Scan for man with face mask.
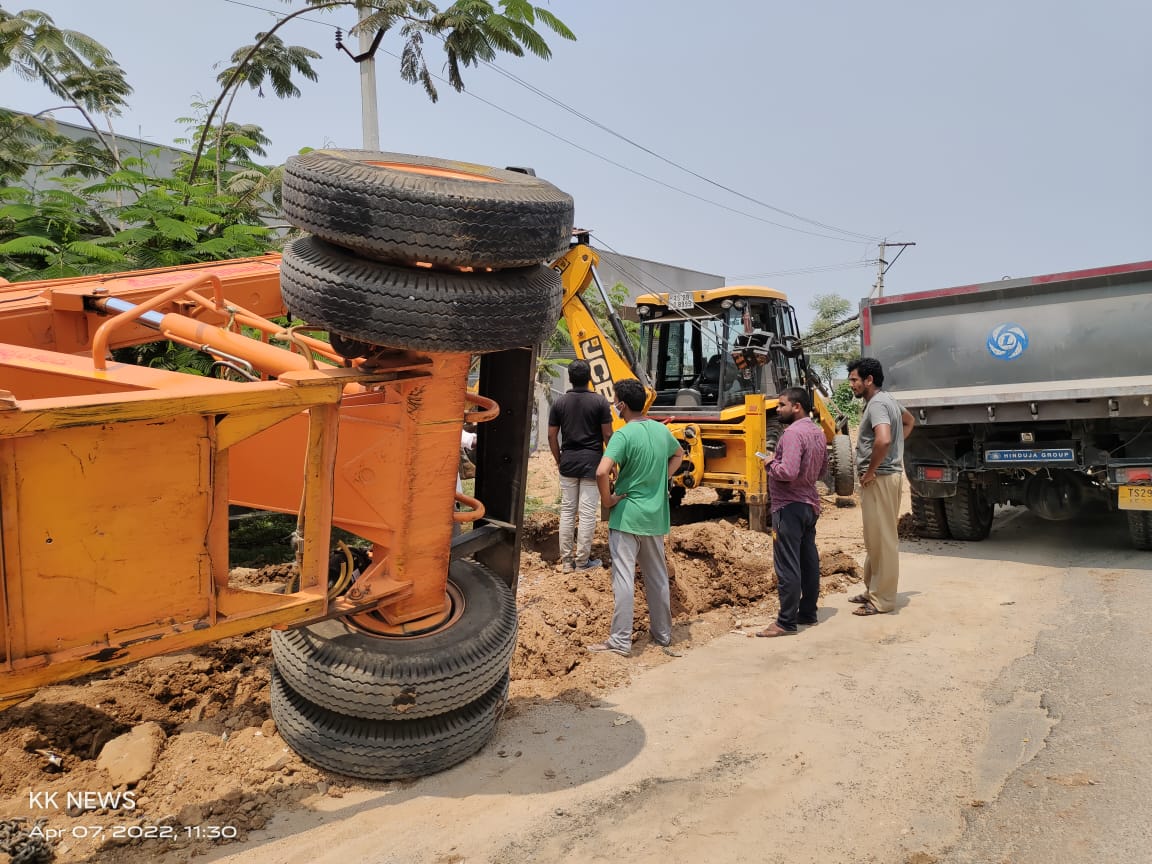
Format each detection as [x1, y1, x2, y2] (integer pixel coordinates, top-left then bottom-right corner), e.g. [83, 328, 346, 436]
[755, 387, 829, 637]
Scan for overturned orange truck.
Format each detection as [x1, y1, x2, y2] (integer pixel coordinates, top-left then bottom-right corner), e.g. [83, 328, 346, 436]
[0, 152, 573, 780]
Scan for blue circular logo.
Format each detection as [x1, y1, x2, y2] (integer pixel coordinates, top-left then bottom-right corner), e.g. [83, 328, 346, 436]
[987, 323, 1028, 360]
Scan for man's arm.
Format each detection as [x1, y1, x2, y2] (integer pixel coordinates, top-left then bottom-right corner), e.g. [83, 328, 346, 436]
[596, 456, 621, 507]
[667, 449, 684, 478]
[901, 407, 915, 440]
[766, 433, 800, 482]
[601, 422, 614, 448]
[548, 426, 562, 466]
[861, 423, 892, 486]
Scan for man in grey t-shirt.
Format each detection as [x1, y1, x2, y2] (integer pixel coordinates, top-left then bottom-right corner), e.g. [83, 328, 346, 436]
[848, 357, 914, 615]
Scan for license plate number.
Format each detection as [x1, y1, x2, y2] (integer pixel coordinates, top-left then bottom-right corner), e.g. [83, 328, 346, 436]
[1118, 485, 1152, 511]
[667, 292, 695, 310]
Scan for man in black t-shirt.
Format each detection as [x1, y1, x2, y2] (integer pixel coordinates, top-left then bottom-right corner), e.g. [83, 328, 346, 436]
[548, 360, 614, 572]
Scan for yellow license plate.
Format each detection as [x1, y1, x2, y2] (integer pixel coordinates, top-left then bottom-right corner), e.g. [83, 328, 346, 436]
[1118, 485, 1152, 510]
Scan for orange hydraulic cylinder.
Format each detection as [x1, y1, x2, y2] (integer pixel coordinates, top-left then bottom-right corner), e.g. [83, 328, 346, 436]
[159, 312, 313, 378]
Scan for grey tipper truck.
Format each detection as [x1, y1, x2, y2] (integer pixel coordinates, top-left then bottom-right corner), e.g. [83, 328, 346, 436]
[860, 260, 1152, 549]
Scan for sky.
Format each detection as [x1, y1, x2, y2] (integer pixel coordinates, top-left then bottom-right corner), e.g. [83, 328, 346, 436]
[3, 0, 1150, 327]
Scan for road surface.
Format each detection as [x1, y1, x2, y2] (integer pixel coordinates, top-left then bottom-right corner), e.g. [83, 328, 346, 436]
[197, 505, 1151, 864]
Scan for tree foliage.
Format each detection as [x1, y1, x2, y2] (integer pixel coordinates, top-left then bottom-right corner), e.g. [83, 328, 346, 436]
[803, 293, 859, 386]
[0, 109, 280, 280]
[0, 7, 132, 165]
[186, 1, 575, 186]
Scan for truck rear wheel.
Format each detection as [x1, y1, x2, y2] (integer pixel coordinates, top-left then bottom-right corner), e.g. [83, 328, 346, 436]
[943, 479, 994, 541]
[271, 560, 516, 721]
[831, 433, 855, 497]
[280, 236, 562, 353]
[282, 150, 573, 268]
[270, 669, 508, 781]
[911, 493, 950, 539]
[1127, 511, 1152, 550]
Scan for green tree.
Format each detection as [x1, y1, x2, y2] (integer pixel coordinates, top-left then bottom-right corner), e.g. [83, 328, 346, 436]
[803, 293, 859, 387]
[0, 7, 131, 168]
[187, 0, 576, 186]
[1, 2, 575, 280]
[213, 34, 320, 193]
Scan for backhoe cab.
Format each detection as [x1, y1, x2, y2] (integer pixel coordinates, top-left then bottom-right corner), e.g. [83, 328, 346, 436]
[556, 243, 855, 531]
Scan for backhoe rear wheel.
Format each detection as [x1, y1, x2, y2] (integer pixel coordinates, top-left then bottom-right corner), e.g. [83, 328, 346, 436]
[831, 433, 855, 497]
[280, 237, 562, 353]
[271, 559, 516, 721]
[271, 669, 508, 781]
[282, 150, 574, 268]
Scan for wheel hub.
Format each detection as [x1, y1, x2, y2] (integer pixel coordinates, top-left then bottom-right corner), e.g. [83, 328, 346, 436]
[345, 581, 464, 637]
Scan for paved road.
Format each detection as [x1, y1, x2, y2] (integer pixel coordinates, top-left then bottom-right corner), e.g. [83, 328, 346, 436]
[203, 505, 1151, 864]
[940, 507, 1152, 863]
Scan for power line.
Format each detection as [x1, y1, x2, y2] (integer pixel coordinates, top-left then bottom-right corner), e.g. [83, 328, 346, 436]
[220, 0, 340, 29]
[215, 0, 881, 245]
[728, 259, 879, 281]
[479, 58, 882, 243]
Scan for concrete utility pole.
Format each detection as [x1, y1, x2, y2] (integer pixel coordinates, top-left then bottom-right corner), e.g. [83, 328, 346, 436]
[873, 241, 916, 297]
[357, 5, 380, 150]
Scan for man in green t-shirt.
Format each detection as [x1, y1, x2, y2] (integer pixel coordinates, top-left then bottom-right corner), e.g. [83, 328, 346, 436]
[588, 378, 684, 657]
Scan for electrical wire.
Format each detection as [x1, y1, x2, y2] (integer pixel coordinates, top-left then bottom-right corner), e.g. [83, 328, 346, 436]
[220, 0, 340, 28]
[215, 0, 881, 245]
[728, 259, 878, 281]
[479, 57, 881, 243]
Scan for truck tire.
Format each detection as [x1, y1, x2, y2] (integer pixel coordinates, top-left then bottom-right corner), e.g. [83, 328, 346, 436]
[270, 669, 508, 781]
[1127, 511, 1152, 551]
[831, 433, 855, 497]
[280, 237, 562, 353]
[943, 479, 994, 541]
[271, 560, 516, 721]
[911, 493, 950, 539]
[282, 150, 574, 268]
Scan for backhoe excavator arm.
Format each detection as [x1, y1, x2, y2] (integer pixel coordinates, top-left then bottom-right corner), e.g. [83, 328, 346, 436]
[553, 244, 654, 408]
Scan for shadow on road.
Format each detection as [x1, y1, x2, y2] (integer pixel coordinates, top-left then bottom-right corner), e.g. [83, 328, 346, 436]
[168, 694, 646, 864]
[902, 505, 1152, 572]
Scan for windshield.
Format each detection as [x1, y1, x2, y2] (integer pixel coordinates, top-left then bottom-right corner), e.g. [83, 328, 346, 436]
[640, 298, 804, 411]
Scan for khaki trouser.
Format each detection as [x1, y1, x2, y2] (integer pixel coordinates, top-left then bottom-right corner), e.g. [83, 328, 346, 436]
[861, 472, 903, 612]
[559, 475, 601, 567]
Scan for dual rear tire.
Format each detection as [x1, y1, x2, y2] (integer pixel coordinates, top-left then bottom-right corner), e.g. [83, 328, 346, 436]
[278, 150, 572, 355]
[269, 151, 572, 780]
[271, 562, 516, 781]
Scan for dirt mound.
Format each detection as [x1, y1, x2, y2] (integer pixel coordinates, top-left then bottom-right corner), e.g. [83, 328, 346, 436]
[229, 562, 298, 589]
[511, 511, 863, 699]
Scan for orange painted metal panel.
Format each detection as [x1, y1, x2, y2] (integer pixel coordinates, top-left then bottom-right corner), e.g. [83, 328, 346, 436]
[6, 416, 215, 656]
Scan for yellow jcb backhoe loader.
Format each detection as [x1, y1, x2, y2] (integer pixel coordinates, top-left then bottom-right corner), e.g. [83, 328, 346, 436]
[555, 241, 855, 531]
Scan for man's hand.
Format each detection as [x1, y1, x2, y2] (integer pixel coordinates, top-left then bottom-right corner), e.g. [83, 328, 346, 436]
[860, 468, 877, 487]
[605, 492, 625, 508]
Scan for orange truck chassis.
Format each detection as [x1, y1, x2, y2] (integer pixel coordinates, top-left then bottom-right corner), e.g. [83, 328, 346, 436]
[0, 255, 532, 709]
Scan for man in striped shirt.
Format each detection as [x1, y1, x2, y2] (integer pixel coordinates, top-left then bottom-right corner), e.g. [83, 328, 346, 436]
[756, 387, 829, 637]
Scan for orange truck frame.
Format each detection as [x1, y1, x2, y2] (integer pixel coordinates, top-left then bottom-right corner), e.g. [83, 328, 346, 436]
[0, 255, 535, 709]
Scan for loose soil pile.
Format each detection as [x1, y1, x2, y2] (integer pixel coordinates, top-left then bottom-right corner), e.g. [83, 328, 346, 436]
[0, 454, 866, 864]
